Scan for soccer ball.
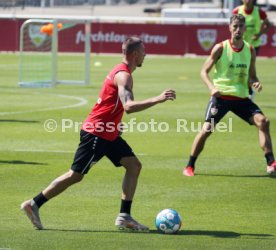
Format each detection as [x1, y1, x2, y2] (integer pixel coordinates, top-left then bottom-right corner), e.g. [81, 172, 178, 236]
[155, 208, 182, 234]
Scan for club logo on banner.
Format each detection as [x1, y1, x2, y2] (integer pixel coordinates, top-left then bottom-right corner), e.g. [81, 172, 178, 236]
[28, 24, 47, 47]
[197, 29, 217, 51]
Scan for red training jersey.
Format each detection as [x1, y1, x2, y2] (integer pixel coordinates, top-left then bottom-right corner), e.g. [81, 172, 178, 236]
[82, 63, 130, 141]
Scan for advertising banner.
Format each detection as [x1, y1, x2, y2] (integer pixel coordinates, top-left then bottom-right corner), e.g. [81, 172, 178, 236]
[0, 19, 275, 57]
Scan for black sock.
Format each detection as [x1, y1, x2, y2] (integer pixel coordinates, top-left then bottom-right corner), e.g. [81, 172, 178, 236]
[120, 199, 132, 215]
[265, 152, 275, 165]
[33, 192, 48, 208]
[187, 155, 197, 168]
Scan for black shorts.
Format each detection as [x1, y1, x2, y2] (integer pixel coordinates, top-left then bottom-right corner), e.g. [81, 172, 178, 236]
[205, 96, 263, 125]
[71, 130, 135, 175]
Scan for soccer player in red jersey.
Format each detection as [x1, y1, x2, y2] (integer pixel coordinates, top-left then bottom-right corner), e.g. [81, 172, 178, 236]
[21, 37, 176, 231]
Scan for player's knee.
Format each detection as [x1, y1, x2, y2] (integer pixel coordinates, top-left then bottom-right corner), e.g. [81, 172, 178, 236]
[259, 117, 270, 130]
[202, 130, 213, 137]
[201, 123, 214, 137]
[122, 156, 142, 170]
[69, 170, 84, 184]
[133, 161, 142, 175]
[137, 161, 142, 171]
[129, 160, 142, 176]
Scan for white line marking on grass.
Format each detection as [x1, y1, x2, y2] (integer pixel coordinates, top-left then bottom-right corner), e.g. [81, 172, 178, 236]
[0, 93, 88, 116]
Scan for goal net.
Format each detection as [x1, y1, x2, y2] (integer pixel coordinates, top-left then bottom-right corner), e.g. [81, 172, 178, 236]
[19, 19, 91, 87]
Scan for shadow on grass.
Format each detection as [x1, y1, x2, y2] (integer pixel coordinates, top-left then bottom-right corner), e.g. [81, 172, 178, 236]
[173, 230, 274, 239]
[0, 160, 47, 165]
[44, 228, 149, 234]
[44, 228, 274, 239]
[196, 173, 275, 178]
[0, 119, 39, 123]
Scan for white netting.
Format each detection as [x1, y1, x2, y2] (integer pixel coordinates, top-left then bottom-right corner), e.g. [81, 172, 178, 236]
[19, 19, 90, 87]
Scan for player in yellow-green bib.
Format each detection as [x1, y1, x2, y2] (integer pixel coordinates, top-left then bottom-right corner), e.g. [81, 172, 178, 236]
[183, 14, 276, 177]
[233, 0, 270, 54]
[213, 39, 252, 98]
[233, 0, 270, 99]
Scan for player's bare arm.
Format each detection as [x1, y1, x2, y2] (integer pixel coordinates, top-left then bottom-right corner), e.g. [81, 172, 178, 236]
[200, 43, 222, 97]
[249, 47, 262, 92]
[253, 18, 271, 41]
[115, 71, 176, 114]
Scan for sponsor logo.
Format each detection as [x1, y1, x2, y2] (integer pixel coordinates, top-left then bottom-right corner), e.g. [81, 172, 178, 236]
[211, 107, 218, 115]
[28, 24, 47, 47]
[197, 29, 217, 51]
[75, 31, 168, 45]
[229, 63, 235, 69]
[97, 98, 102, 104]
[236, 64, 247, 68]
[229, 63, 247, 69]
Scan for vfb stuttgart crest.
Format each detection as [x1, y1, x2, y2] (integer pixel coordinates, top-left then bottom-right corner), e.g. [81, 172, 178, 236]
[28, 24, 47, 47]
[197, 29, 217, 51]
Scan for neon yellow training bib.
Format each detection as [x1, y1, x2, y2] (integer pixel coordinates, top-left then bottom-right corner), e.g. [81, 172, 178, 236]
[238, 6, 261, 48]
[213, 40, 251, 98]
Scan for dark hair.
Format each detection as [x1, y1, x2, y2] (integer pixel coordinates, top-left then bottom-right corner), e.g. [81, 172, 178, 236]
[230, 14, 245, 25]
[122, 37, 143, 55]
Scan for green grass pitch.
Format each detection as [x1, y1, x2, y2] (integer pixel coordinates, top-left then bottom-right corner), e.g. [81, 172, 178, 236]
[0, 53, 275, 250]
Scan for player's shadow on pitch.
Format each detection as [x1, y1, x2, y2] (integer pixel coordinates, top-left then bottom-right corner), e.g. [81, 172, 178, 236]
[0, 160, 47, 165]
[45, 228, 273, 239]
[0, 119, 39, 123]
[150, 230, 274, 239]
[196, 173, 275, 178]
[45, 228, 149, 234]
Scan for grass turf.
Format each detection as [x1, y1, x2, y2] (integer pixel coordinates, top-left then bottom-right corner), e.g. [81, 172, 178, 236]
[0, 54, 275, 250]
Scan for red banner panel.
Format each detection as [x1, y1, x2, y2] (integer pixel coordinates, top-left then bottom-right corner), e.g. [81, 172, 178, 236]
[0, 19, 275, 57]
[0, 19, 21, 51]
[58, 23, 186, 55]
